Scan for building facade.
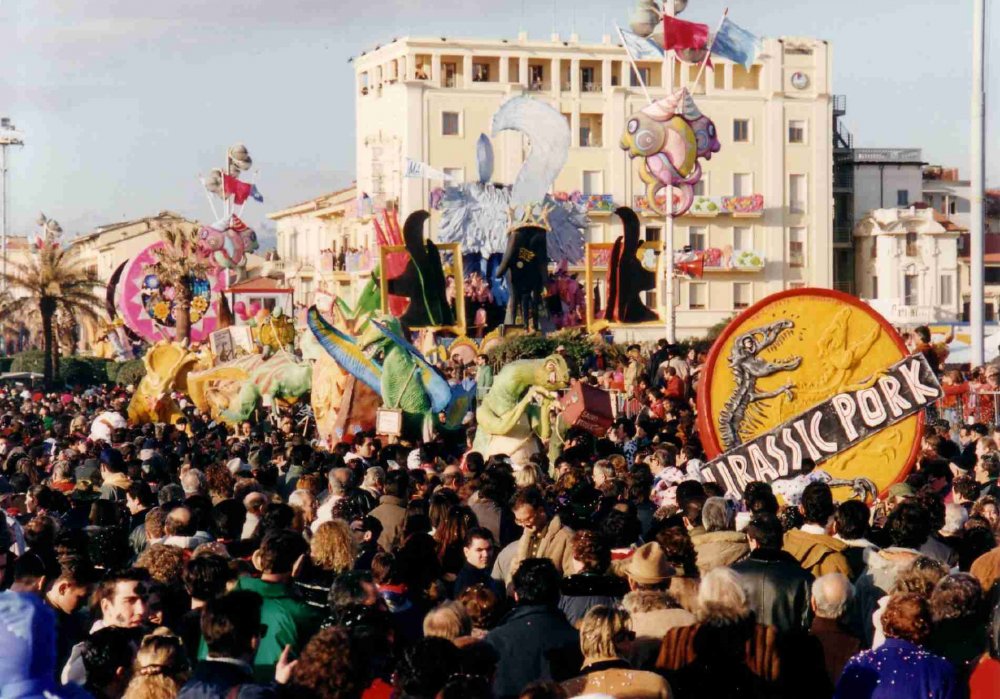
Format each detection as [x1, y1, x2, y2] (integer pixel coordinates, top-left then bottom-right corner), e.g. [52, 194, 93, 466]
[267, 184, 375, 312]
[854, 207, 961, 325]
[353, 32, 834, 338]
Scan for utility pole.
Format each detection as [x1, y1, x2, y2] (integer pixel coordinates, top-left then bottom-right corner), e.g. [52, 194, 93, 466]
[0, 117, 25, 292]
[663, 0, 677, 343]
[970, 0, 986, 365]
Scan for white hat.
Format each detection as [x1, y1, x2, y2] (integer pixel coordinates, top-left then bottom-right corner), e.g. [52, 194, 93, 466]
[406, 449, 422, 470]
[226, 457, 251, 475]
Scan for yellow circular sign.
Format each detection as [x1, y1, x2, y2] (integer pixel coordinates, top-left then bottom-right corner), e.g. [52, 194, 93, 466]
[697, 288, 923, 500]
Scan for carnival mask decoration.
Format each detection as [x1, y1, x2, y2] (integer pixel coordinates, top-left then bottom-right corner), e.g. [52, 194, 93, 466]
[620, 87, 720, 216]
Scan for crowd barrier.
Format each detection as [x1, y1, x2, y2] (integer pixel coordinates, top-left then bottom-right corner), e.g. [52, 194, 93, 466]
[937, 390, 1000, 426]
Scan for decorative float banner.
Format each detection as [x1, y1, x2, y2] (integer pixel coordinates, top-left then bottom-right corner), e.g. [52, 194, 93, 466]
[118, 241, 226, 344]
[699, 353, 941, 499]
[696, 288, 930, 501]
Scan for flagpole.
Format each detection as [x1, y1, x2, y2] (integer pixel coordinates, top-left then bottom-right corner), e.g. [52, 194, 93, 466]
[663, 0, 676, 343]
[690, 8, 728, 90]
[200, 179, 221, 221]
[615, 23, 653, 104]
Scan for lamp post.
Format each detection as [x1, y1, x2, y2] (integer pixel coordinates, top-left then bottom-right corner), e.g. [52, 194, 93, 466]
[970, 0, 986, 366]
[0, 117, 25, 291]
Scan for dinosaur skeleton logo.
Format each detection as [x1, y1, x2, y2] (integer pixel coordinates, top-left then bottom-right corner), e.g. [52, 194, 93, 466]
[719, 320, 801, 450]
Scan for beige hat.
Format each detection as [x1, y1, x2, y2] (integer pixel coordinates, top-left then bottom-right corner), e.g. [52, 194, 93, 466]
[626, 542, 676, 585]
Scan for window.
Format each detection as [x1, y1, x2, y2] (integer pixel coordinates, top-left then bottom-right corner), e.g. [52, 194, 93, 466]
[734, 226, 752, 251]
[733, 119, 750, 143]
[789, 174, 806, 212]
[443, 62, 457, 88]
[733, 173, 752, 197]
[442, 111, 460, 136]
[949, 200, 957, 215]
[693, 177, 707, 196]
[871, 238, 878, 259]
[580, 114, 603, 147]
[940, 275, 954, 306]
[734, 282, 752, 309]
[582, 170, 603, 195]
[903, 274, 919, 306]
[472, 63, 490, 82]
[788, 120, 806, 144]
[905, 231, 918, 256]
[630, 66, 651, 87]
[645, 226, 661, 242]
[529, 64, 544, 89]
[872, 276, 878, 298]
[789, 227, 806, 267]
[689, 282, 707, 309]
[689, 226, 707, 250]
[581, 66, 595, 90]
[442, 167, 464, 182]
[897, 189, 909, 206]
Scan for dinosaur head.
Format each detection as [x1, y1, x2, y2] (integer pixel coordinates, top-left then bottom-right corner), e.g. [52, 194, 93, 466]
[535, 354, 571, 391]
[359, 314, 404, 359]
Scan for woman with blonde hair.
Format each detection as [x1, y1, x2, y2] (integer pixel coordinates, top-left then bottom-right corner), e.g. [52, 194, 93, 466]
[514, 463, 544, 489]
[561, 605, 671, 698]
[122, 632, 190, 699]
[294, 518, 357, 608]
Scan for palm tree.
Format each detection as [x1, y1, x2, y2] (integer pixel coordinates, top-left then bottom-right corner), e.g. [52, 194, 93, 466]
[0, 219, 102, 387]
[147, 222, 215, 343]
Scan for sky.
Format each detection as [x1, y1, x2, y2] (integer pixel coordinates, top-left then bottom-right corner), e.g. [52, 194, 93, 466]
[0, 0, 997, 247]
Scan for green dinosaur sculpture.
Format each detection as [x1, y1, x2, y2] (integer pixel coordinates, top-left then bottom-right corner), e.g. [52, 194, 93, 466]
[307, 308, 470, 440]
[473, 354, 571, 465]
[187, 350, 313, 425]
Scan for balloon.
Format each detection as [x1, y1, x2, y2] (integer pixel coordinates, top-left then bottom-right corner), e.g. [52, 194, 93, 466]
[234, 301, 247, 319]
[248, 302, 261, 317]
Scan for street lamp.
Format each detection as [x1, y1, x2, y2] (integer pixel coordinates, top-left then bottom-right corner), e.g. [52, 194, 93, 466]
[0, 117, 26, 291]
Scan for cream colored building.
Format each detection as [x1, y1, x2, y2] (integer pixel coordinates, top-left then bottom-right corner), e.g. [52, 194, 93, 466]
[854, 206, 962, 325]
[353, 32, 834, 337]
[267, 184, 376, 311]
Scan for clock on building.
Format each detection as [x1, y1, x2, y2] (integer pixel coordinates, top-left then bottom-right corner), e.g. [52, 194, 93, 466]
[791, 72, 810, 90]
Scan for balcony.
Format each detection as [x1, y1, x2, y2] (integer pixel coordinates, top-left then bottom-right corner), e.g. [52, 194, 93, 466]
[865, 298, 959, 324]
[696, 248, 766, 273]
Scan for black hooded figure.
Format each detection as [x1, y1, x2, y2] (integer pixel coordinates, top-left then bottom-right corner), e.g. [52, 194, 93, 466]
[496, 225, 548, 329]
[388, 210, 454, 327]
[606, 206, 658, 323]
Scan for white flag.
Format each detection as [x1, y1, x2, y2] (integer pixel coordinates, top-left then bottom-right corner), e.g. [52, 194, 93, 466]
[404, 158, 455, 182]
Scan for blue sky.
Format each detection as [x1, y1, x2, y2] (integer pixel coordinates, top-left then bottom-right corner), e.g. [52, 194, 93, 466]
[0, 0, 996, 245]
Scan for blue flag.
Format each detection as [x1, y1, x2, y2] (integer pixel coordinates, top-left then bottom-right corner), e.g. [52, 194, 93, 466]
[619, 28, 664, 61]
[711, 17, 761, 70]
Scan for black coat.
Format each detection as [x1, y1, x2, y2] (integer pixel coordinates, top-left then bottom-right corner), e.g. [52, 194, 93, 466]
[485, 604, 582, 699]
[732, 548, 813, 633]
[558, 572, 629, 625]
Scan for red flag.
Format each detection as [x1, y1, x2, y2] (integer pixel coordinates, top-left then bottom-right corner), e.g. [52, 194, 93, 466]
[222, 174, 262, 205]
[663, 15, 709, 52]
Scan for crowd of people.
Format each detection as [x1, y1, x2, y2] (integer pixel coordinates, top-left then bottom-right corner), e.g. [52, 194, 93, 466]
[0, 333, 998, 699]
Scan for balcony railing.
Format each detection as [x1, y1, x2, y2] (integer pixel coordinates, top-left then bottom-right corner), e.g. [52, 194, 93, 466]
[634, 194, 765, 217]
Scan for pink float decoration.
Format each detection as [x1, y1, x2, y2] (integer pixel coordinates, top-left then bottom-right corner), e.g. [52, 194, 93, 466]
[118, 241, 226, 344]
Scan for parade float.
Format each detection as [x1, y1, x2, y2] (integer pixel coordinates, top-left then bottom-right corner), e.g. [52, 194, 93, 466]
[695, 288, 941, 502]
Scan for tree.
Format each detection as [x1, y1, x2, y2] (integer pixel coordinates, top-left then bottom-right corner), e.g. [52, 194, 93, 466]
[0, 218, 102, 387]
[147, 222, 215, 343]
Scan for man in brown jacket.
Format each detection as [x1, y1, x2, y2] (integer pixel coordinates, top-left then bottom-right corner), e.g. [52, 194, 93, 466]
[509, 486, 575, 578]
[783, 482, 851, 578]
[369, 469, 408, 552]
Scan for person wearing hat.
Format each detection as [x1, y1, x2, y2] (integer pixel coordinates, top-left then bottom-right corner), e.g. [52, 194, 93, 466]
[621, 542, 695, 669]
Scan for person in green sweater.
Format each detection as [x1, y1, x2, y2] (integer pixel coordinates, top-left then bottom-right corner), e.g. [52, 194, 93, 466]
[234, 529, 323, 682]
